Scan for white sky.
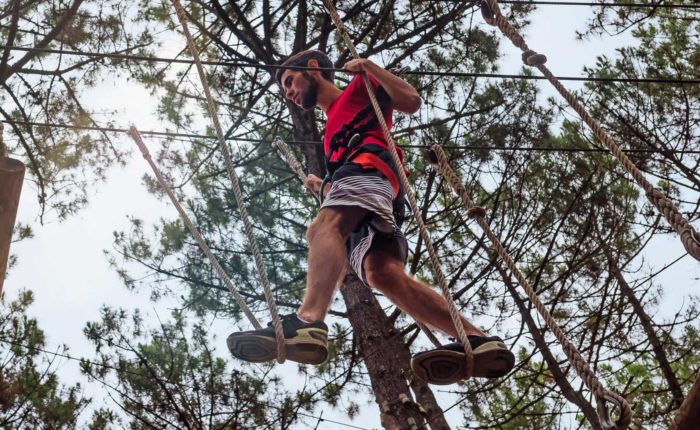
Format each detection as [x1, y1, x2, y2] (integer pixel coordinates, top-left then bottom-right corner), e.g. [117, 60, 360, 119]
[5, 4, 699, 429]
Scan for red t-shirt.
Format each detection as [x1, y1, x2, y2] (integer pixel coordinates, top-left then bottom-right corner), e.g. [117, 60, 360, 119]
[324, 74, 403, 162]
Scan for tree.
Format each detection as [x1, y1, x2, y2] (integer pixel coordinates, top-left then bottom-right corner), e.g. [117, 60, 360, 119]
[0, 0, 156, 221]
[0, 290, 96, 428]
[82, 306, 307, 429]
[99, 0, 700, 428]
[576, 4, 700, 426]
[108, 1, 566, 427]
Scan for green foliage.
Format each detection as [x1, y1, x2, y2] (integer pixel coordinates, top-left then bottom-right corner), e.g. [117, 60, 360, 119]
[0, 0, 158, 221]
[581, 3, 700, 213]
[82, 306, 307, 429]
[0, 291, 92, 428]
[466, 351, 561, 429]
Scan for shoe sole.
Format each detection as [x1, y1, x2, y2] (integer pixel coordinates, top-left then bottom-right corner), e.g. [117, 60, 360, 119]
[227, 330, 328, 365]
[411, 341, 515, 385]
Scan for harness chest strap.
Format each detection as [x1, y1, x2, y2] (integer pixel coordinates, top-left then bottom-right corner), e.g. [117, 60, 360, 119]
[319, 150, 400, 203]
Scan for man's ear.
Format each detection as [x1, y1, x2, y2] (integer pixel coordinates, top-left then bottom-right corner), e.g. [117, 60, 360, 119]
[307, 59, 321, 78]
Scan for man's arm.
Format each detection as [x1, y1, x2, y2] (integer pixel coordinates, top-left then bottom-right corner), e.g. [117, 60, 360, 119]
[344, 58, 422, 114]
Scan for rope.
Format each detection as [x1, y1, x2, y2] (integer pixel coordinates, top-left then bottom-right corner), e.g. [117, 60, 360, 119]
[669, 369, 700, 430]
[127, 127, 261, 330]
[170, 0, 285, 362]
[480, 0, 700, 263]
[320, 0, 473, 373]
[271, 137, 321, 206]
[272, 138, 442, 348]
[428, 144, 632, 430]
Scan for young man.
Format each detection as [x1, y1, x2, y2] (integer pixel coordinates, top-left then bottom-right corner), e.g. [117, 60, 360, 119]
[227, 50, 514, 385]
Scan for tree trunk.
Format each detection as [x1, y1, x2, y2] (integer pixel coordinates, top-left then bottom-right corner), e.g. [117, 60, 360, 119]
[0, 156, 24, 296]
[289, 106, 325, 178]
[393, 329, 451, 430]
[670, 369, 700, 430]
[340, 272, 427, 429]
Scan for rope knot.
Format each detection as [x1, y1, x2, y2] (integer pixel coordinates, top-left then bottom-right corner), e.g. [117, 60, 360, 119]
[128, 126, 151, 159]
[644, 187, 700, 260]
[681, 226, 700, 260]
[596, 392, 632, 430]
[690, 228, 700, 247]
[522, 49, 547, 66]
[645, 187, 678, 220]
[467, 206, 486, 219]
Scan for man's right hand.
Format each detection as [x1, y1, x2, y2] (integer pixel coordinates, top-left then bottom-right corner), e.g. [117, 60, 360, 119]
[303, 174, 323, 195]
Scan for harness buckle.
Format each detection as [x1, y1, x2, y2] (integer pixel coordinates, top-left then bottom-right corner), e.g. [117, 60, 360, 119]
[347, 133, 362, 150]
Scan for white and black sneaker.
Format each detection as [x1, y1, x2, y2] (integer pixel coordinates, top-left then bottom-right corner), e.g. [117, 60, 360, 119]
[227, 314, 329, 365]
[411, 335, 515, 385]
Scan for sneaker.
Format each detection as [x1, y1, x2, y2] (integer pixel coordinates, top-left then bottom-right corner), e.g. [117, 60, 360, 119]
[410, 335, 515, 385]
[227, 314, 329, 365]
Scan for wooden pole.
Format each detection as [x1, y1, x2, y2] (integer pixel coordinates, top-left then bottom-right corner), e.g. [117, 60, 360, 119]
[0, 144, 25, 296]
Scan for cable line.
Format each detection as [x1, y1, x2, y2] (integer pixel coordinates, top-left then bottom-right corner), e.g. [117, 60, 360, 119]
[295, 412, 375, 430]
[3, 45, 699, 85]
[484, 0, 700, 7]
[5, 119, 700, 155]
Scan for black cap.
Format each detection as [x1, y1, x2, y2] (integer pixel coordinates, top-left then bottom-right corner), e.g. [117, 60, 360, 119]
[275, 50, 334, 85]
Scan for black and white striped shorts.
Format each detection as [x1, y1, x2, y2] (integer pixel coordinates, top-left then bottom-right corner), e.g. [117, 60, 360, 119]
[320, 148, 408, 284]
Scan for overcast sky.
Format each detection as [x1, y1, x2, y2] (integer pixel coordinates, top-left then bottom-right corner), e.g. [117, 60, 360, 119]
[7, 4, 699, 429]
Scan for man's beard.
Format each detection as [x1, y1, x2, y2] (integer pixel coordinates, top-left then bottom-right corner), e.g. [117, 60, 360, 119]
[300, 72, 319, 110]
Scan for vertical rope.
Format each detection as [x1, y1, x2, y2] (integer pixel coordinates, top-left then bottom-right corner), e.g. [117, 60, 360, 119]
[429, 144, 632, 430]
[272, 138, 311, 185]
[272, 138, 442, 348]
[272, 137, 321, 205]
[480, 0, 700, 262]
[320, 0, 472, 372]
[128, 127, 261, 330]
[170, 0, 285, 362]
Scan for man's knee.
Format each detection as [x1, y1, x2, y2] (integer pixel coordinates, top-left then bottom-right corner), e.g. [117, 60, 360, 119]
[364, 258, 406, 293]
[306, 216, 328, 243]
[307, 213, 346, 246]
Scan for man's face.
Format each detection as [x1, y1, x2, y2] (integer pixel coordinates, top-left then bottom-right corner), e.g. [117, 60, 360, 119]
[280, 70, 319, 111]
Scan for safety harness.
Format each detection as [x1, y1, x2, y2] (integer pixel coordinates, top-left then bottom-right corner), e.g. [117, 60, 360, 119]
[320, 87, 401, 202]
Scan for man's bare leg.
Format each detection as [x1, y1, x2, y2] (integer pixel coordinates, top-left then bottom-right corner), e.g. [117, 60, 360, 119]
[297, 205, 368, 322]
[363, 249, 484, 338]
[384, 273, 485, 338]
[228, 204, 367, 364]
[363, 243, 514, 383]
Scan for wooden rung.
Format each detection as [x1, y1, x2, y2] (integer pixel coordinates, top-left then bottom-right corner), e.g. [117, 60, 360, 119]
[0, 156, 25, 297]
